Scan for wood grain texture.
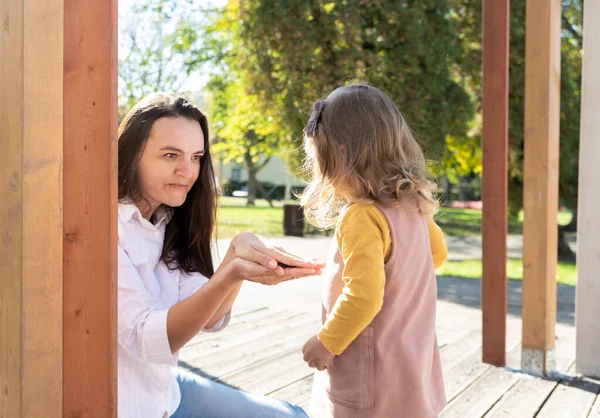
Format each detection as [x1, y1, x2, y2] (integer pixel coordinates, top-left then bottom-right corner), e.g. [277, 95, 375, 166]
[22, 0, 64, 416]
[63, 0, 118, 415]
[481, 0, 510, 366]
[521, 0, 561, 363]
[1, 0, 24, 416]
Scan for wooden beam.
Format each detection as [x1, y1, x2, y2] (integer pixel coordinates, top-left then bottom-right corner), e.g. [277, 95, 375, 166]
[575, 0, 600, 380]
[22, 1, 64, 415]
[1, 0, 24, 416]
[1, 0, 64, 416]
[521, 0, 561, 376]
[481, 0, 510, 366]
[63, 0, 118, 415]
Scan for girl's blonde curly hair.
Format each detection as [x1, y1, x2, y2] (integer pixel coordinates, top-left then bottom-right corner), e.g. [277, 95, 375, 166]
[300, 83, 438, 230]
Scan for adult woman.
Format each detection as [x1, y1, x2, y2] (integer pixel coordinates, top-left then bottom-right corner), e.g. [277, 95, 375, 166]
[118, 92, 321, 418]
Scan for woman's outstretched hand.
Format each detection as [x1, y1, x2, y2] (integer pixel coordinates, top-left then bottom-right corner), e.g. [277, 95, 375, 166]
[228, 232, 325, 285]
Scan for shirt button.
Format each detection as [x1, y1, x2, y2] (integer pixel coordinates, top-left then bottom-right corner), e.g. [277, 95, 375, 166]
[154, 231, 160, 236]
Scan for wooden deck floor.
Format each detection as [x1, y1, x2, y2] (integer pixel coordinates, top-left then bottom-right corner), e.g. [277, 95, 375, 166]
[178, 275, 599, 417]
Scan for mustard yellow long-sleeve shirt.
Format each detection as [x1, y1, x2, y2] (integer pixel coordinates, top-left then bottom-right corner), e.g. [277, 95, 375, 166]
[318, 204, 447, 355]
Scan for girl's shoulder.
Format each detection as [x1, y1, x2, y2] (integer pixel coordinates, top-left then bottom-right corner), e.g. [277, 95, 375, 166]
[337, 202, 389, 232]
[335, 202, 393, 258]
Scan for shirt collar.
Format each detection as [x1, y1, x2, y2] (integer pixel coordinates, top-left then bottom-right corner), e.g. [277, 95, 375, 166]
[118, 201, 173, 226]
[153, 205, 174, 226]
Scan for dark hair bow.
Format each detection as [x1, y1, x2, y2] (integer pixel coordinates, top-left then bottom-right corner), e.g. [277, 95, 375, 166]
[303, 100, 326, 137]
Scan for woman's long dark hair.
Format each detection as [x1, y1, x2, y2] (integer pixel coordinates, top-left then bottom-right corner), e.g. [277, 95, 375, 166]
[118, 92, 217, 277]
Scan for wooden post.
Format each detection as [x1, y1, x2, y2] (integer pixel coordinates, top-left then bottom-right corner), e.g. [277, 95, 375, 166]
[62, 0, 118, 415]
[481, 0, 510, 366]
[521, 0, 561, 376]
[1, 1, 25, 415]
[1, 0, 64, 416]
[575, 0, 600, 380]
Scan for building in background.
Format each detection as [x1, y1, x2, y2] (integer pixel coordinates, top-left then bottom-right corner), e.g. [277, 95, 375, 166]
[213, 154, 306, 200]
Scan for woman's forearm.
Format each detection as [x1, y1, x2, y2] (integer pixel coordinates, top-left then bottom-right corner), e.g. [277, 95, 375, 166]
[205, 245, 243, 328]
[169, 232, 322, 350]
[205, 280, 243, 329]
[166, 262, 240, 353]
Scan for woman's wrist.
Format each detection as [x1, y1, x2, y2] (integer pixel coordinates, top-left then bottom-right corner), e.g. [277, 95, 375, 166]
[231, 232, 251, 251]
[218, 257, 244, 285]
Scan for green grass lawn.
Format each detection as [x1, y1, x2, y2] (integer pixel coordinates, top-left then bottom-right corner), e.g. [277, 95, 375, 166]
[217, 197, 573, 238]
[217, 197, 577, 285]
[438, 258, 577, 286]
[433, 207, 572, 237]
[217, 196, 289, 238]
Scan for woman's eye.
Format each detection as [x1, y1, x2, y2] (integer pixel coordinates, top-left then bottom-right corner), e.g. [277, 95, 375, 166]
[193, 155, 202, 161]
[165, 153, 177, 159]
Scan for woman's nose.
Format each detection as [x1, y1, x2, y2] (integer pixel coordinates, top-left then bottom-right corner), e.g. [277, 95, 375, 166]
[175, 160, 193, 178]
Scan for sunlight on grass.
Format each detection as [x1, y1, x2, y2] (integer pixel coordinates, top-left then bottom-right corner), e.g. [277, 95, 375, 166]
[216, 198, 574, 240]
[217, 204, 284, 238]
[437, 258, 577, 286]
[518, 209, 572, 226]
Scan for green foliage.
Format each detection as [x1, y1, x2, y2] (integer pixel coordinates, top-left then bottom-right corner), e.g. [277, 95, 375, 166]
[449, 0, 582, 212]
[118, 0, 203, 114]
[119, 0, 582, 215]
[230, 0, 475, 170]
[198, 5, 290, 204]
[208, 75, 283, 166]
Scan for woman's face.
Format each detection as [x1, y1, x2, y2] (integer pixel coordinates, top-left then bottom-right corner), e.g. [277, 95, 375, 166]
[135, 116, 205, 218]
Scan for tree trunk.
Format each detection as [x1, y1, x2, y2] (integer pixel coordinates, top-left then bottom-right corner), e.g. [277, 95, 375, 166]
[256, 181, 274, 207]
[242, 131, 273, 207]
[557, 225, 576, 262]
[443, 176, 451, 205]
[245, 150, 257, 206]
[562, 208, 578, 232]
[458, 176, 467, 201]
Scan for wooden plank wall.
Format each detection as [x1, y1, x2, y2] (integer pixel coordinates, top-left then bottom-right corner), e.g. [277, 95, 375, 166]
[521, 0, 561, 375]
[1, 0, 64, 416]
[481, 0, 510, 366]
[63, 0, 118, 415]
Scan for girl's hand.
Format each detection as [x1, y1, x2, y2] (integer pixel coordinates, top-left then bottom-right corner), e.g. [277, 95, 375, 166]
[302, 335, 334, 371]
[231, 232, 325, 277]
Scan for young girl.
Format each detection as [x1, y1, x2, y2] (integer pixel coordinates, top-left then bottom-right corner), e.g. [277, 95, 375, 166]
[300, 84, 448, 418]
[117, 92, 323, 418]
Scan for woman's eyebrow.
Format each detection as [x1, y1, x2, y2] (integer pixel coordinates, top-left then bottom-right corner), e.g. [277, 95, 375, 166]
[159, 145, 204, 155]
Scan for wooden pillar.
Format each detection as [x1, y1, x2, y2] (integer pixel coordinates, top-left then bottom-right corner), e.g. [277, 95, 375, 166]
[521, 0, 561, 376]
[63, 0, 118, 415]
[575, 0, 600, 380]
[1, 0, 64, 416]
[481, 0, 510, 366]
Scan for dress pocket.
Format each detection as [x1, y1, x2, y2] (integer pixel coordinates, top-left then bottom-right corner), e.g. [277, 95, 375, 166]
[326, 326, 375, 409]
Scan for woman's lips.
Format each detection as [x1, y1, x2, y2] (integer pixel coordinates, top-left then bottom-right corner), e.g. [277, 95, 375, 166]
[167, 183, 188, 190]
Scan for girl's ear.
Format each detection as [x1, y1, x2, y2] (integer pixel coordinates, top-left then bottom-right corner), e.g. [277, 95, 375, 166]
[338, 145, 346, 151]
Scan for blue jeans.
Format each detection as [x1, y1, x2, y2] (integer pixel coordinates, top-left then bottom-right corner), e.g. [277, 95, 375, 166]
[170, 369, 309, 418]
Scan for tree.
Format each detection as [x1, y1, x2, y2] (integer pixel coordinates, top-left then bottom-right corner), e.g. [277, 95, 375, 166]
[208, 74, 284, 206]
[228, 0, 475, 171]
[118, 0, 201, 115]
[193, 5, 288, 206]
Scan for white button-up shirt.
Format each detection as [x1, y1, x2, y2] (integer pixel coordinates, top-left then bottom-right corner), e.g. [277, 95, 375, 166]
[118, 202, 229, 418]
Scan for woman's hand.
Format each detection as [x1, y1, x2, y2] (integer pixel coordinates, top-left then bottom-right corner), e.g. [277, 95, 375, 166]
[229, 232, 325, 285]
